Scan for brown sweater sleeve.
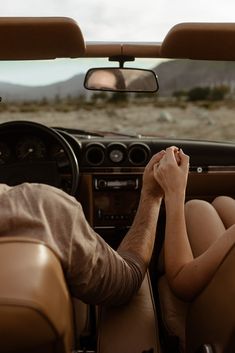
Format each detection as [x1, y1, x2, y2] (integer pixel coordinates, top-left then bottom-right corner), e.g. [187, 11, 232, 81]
[67, 205, 145, 306]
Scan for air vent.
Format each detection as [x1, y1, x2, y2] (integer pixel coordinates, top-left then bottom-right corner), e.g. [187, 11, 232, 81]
[128, 143, 150, 165]
[85, 143, 105, 166]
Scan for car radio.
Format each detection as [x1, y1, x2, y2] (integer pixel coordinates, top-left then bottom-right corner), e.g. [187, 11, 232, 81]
[94, 176, 139, 190]
[93, 174, 142, 227]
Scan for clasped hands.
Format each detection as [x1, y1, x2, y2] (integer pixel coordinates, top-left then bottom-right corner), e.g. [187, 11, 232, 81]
[154, 146, 190, 199]
[142, 146, 190, 200]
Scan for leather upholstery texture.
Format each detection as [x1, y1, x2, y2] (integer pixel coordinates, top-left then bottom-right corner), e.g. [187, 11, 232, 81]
[186, 244, 235, 353]
[158, 226, 235, 352]
[0, 237, 73, 353]
[97, 271, 161, 353]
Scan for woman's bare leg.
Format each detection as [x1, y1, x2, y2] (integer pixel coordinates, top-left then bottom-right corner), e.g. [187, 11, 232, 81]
[212, 196, 235, 228]
[185, 199, 225, 257]
[171, 199, 235, 301]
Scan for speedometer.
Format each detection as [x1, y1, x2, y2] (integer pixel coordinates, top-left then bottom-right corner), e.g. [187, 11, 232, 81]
[16, 136, 47, 160]
[0, 142, 11, 164]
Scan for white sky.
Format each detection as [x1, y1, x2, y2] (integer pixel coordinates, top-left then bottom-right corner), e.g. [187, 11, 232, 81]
[1, 0, 235, 85]
[0, 0, 235, 41]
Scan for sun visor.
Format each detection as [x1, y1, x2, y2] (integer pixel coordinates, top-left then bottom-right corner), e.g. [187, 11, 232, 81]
[0, 17, 85, 60]
[160, 23, 235, 61]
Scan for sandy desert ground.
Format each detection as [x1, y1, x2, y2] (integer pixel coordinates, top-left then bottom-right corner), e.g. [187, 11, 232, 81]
[0, 102, 234, 143]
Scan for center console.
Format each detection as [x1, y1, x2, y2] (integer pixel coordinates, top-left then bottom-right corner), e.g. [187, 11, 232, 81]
[78, 172, 142, 235]
[93, 174, 142, 228]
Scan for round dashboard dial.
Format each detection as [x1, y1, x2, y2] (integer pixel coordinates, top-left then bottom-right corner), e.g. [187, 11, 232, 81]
[109, 148, 124, 163]
[0, 142, 11, 164]
[50, 144, 69, 167]
[16, 136, 47, 160]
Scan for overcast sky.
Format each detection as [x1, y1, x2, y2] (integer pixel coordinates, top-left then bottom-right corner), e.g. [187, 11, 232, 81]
[1, 0, 235, 86]
[0, 0, 235, 41]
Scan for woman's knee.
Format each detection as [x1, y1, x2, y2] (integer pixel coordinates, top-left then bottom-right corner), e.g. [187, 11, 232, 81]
[185, 198, 222, 229]
[212, 196, 235, 228]
[185, 199, 212, 217]
[212, 196, 233, 210]
[185, 199, 226, 255]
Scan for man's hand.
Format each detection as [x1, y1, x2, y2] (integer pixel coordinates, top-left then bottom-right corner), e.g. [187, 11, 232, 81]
[142, 150, 165, 199]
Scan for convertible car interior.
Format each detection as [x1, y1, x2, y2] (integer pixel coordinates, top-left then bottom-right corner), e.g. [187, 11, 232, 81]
[0, 17, 235, 353]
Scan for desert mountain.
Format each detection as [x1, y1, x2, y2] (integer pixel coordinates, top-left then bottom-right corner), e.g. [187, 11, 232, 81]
[154, 60, 235, 96]
[0, 73, 86, 102]
[1, 60, 235, 101]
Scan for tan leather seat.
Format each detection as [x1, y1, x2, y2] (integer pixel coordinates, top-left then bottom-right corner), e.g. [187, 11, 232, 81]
[186, 244, 235, 353]
[0, 237, 74, 353]
[158, 275, 188, 351]
[158, 227, 235, 353]
[97, 271, 161, 353]
[72, 297, 96, 351]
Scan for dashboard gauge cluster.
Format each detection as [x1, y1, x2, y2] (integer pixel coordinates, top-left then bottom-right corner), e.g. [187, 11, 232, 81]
[0, 134, 69, 166]
[0, 142, 11, 165]
[16, 136, 47, 161]
[0, 121, 80, 195]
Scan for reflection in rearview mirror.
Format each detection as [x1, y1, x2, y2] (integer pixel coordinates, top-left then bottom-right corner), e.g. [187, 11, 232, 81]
[84, 67, 159, 93]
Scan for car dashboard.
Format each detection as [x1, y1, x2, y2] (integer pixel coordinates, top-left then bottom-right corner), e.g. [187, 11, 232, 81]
[62, 127, 235, 246]
[0, 120, 234, 247]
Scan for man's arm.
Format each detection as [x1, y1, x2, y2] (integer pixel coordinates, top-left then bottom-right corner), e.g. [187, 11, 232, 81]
[68, 151, 165, 306]
[118, 151, 165, 270]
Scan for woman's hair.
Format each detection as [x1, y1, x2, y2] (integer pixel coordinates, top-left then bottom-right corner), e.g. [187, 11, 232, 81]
[111, 69, 126, 90]
[87, 68, 126, 90]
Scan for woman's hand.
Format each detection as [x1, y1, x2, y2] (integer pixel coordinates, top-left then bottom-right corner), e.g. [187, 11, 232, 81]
[153, 146, 189, 200]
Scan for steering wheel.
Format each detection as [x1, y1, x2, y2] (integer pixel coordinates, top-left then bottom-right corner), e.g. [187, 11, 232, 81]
[0, 121, 79, 195]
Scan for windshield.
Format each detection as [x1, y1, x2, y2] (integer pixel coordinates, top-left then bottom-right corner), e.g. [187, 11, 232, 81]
[0, 57, 234, 143]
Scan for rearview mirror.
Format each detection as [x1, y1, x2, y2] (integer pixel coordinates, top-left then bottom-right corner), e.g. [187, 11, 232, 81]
[84, 68, 159, 93]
